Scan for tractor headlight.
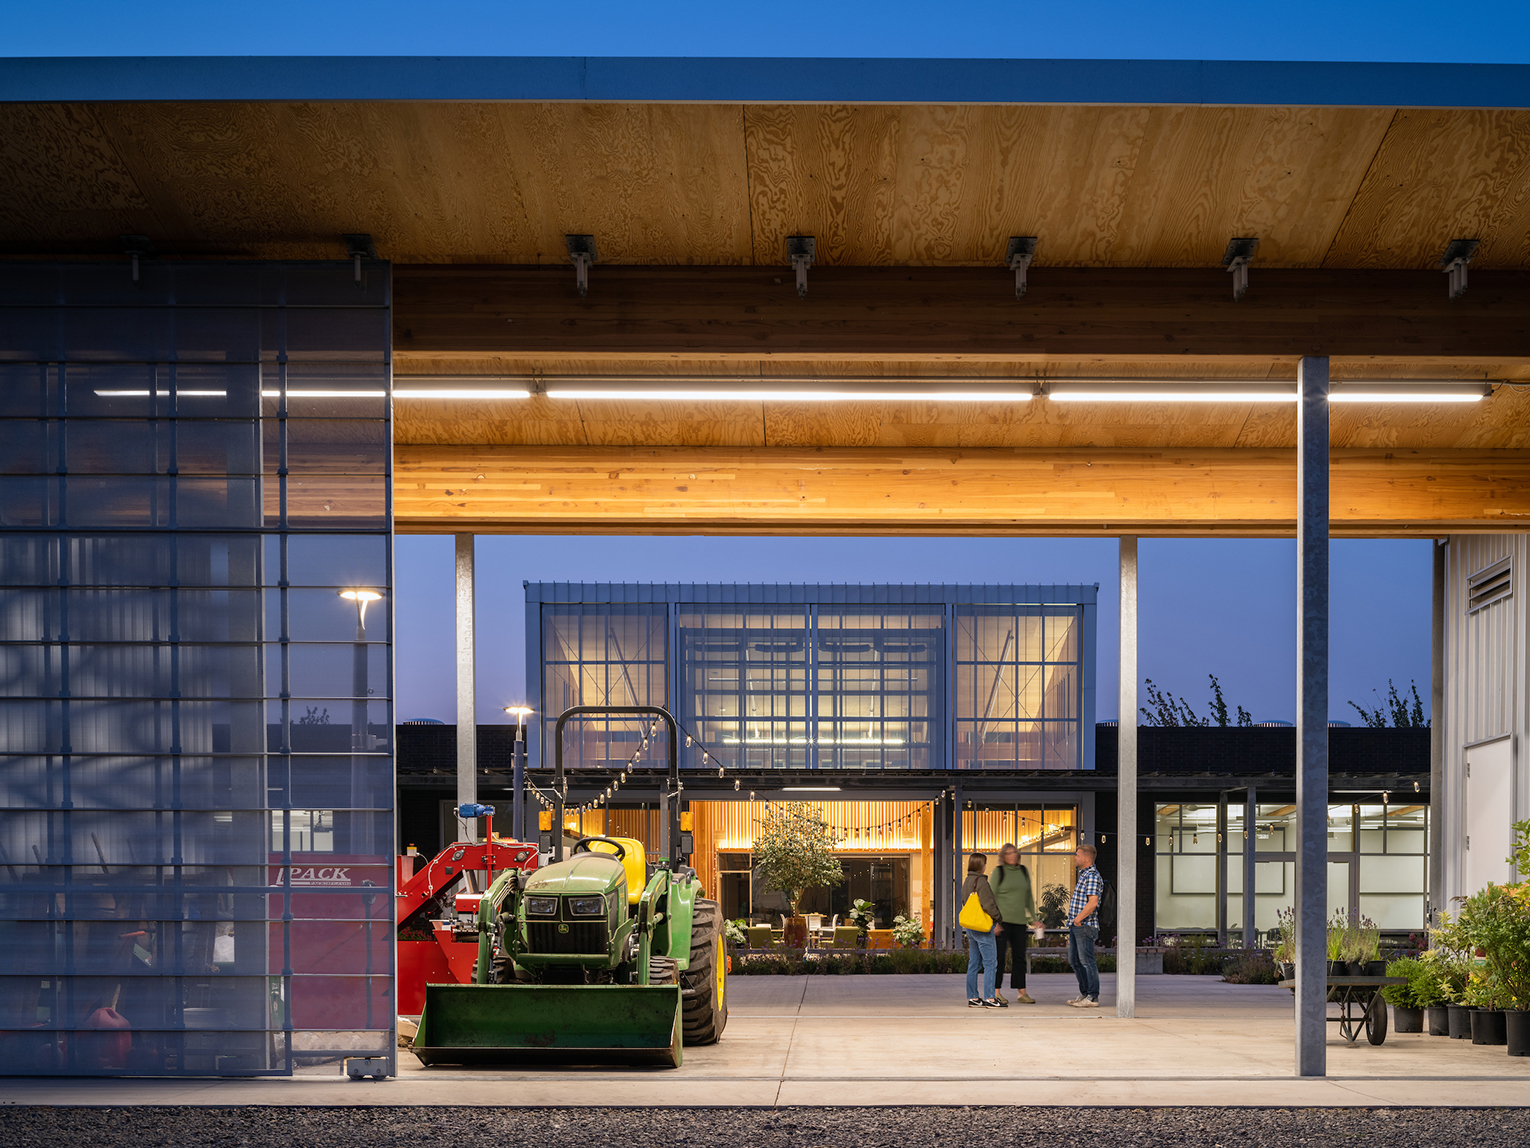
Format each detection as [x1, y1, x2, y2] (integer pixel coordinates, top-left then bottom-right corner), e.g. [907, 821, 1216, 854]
[568, 896, 605, 917]
[525, 896, 558, 916]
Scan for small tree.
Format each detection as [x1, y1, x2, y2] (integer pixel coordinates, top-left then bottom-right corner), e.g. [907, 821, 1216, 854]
[1141, 675, 1252, 727]
[1349, 679, 1429, 728]
[753, 802, 844, 917]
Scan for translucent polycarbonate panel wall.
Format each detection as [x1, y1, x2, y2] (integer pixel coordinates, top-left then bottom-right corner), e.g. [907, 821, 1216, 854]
[678, 607, 811, 770]
[526, 585, 1095, 772]
[542, 604, 669, 771]
[814, 608, 943, 770]
[952, 606, 1084, 769]
[677, 606, 942, 770]
[0, 262, 393, 1075]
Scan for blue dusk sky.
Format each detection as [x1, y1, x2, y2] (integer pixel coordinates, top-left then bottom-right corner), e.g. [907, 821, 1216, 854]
[5, 1, 1530, 62]
[8, 5, 1479, 724]
[395, 536, 1434, 727]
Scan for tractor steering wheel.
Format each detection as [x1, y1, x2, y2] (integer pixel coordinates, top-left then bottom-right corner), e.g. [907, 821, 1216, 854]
[572, 836, 628, 860]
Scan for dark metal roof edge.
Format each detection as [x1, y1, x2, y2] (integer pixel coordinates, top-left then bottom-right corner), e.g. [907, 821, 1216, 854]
[521, 581, 1099, 605]
[4, 56, 1530, 109]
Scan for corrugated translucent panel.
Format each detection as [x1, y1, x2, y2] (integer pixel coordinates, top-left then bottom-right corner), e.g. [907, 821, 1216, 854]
[0, 261, 393, 1076]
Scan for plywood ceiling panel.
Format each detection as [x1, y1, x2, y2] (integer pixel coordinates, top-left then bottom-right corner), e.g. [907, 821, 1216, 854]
[3, 99, 1529, 270]
[70, 101, 755, 263]
[1323, 110, 1530, 271]
[745, 104, 1394, 268]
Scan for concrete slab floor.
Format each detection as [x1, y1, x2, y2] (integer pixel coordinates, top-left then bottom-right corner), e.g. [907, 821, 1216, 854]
[0, 975, 1525, 1108]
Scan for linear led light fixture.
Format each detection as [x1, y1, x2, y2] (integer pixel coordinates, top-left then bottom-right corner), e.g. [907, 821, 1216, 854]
[1050, 381, 1295, 402]
[541, 376, 1034, 401]
[1048, 381, 1490, 403]
[781, 786, 842, 792]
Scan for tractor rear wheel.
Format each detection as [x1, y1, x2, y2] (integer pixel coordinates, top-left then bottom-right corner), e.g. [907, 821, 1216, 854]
[681, 897, 727, 1045]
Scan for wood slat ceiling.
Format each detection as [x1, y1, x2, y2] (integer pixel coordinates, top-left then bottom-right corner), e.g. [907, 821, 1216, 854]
[5, 101, 1530, 270]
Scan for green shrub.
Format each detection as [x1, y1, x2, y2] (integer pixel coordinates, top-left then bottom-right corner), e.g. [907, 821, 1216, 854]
[1382, 956, 1445, 1008]
[1222, 950, 1279, 985]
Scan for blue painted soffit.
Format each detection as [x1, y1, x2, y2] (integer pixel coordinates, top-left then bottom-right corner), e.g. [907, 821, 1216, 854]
[2, 56, 1530, 107]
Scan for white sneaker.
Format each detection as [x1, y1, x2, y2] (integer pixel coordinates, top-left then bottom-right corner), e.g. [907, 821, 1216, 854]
[1070, 996, 1100, 1008]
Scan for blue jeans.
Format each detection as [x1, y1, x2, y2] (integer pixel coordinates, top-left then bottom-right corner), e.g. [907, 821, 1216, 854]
[965, 926, 998, 1000]
[1068, 924, 1100, 999]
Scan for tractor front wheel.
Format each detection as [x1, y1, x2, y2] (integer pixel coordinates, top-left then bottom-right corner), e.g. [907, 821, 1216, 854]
[681, 897, 727, 1045]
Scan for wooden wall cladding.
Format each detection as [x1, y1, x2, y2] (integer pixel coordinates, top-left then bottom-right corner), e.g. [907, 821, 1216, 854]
[393, 445, 1530, 538]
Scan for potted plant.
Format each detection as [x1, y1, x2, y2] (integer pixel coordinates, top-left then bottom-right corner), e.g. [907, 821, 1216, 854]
[1353, 916, 1384, 976]
[1272, 908, 1295, 981]
[1427, 912, 1475, 1038]
[891, 911, 925, 949]
[1381, 956, 1427, 1033]
[1459, 821, 1530, 1056]
[1407, 957, 1450, 1035]
[847, 898, 877, 943]
[753, 802, 844, 949]
[1464, 968, 1508, 1046]
[1326, 910, 1348, 977]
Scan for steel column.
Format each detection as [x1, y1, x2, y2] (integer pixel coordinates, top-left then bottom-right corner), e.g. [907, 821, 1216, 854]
[454, 533, 477, 842]
[1243, 785, 1258, 948]
[1216, 793, 1229, 947]
[1429, 540, 1445, 922]
[1117, 537, 1138, 1017]
[1295, 355, 1330, 1077]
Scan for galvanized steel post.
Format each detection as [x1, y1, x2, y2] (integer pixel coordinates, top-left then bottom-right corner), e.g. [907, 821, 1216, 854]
[455, 534, 478, 841]
[1117, 536, 1138, 1018]
[1243, 785, 1258, 948]
[1430, 540, 1445, 921]
[1295, 356, 1330, 1077]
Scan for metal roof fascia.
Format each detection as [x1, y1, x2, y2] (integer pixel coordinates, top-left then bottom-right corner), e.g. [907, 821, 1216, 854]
[5, 56, 1530, 109]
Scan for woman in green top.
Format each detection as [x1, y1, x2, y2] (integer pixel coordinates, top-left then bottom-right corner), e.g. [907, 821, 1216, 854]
[991, 843, 1040, 1004]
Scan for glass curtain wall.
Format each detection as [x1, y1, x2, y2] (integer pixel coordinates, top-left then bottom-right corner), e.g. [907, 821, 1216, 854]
[0, 261, 393, 1075]
[1153, 801, 1429, 935]
[953, 606, 1082, 769]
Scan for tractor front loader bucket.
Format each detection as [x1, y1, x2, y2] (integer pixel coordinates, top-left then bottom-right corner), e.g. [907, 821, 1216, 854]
[413, 983, 684, 1067]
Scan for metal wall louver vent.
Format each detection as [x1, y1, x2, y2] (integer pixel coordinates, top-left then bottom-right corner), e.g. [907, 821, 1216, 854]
[1466, 557, 1512, 614]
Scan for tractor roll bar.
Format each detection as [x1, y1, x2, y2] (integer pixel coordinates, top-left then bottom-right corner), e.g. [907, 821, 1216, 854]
[552, 705, 683, 868]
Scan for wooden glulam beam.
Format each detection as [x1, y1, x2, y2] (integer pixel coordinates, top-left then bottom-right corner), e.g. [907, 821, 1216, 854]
[392, 264, 1530, 362]
[393, 445, 1530, 537]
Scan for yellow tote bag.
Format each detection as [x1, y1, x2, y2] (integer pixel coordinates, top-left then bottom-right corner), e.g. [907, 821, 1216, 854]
[958, 892, 994, 932]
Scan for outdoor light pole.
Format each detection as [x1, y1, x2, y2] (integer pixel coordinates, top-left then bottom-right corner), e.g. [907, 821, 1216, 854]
[504, 706, 534, 842]
[1295, 355, 1330, 1078]
[339, 589, 383, 856]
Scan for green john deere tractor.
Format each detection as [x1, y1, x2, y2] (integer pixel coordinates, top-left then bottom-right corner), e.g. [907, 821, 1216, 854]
[412, 706, 726, 1068]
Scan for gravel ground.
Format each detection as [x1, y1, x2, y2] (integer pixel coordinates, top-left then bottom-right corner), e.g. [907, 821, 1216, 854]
[1, 1107, 1528, 1147]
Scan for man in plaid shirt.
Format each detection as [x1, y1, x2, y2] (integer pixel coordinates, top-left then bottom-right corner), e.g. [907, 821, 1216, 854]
[1067, 843, 1104, 1007]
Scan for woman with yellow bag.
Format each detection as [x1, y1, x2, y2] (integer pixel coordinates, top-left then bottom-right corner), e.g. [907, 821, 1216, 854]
[959, 852, 1004, 1008]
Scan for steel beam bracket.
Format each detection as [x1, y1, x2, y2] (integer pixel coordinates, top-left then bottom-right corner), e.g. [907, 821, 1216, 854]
[121, 234, 155, 285]
[1222, 237, 1259, 301]
[1006, 236, 1038, 299]
[566, 234, 598, 298]
[343, 233, 377, 286]
[1439, 238, 1479, 301]
[787, 236, 815, 299]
